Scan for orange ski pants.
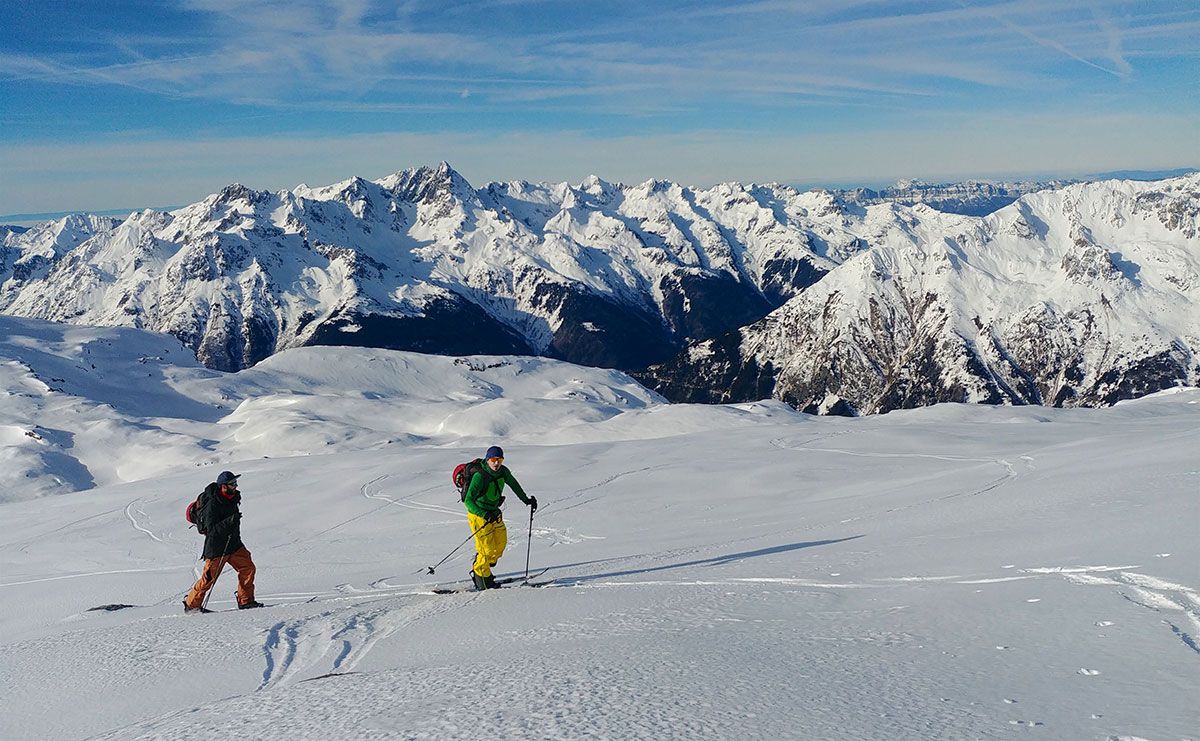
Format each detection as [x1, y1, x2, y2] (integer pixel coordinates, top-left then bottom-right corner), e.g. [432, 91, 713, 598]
[185, 547, 256, 608]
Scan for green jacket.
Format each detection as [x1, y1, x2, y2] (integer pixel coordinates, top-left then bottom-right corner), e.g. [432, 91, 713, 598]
[464, 463, 530, 519]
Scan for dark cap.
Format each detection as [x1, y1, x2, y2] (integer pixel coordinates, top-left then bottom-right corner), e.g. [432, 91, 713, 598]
[485, 445, 504, 460]
[216, 471, 239, 485]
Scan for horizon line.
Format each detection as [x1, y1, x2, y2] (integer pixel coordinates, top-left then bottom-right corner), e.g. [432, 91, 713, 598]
[4, 167, 1195, 227]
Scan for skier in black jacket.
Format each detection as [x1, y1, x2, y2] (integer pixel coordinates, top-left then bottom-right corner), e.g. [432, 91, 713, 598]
[183, 471, 263, 613]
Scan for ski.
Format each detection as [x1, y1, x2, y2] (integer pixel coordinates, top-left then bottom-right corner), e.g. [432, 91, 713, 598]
[430, 568, 551, 594]
[182, 601, 297, 614]
[184, 604, 275, 613]
[221, 595, 316, 611]
[500, 567, 549, 584]
[430, 580, 554, 595]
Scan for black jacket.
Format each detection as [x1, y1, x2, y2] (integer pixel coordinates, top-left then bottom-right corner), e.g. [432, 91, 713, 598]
[199, 482, 244, 559]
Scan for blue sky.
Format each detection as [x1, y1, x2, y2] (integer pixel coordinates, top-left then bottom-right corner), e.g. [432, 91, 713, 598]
[1, 0, 1197, 218]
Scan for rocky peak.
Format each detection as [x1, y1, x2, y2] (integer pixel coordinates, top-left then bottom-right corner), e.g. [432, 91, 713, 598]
[381, 161, 475, 205]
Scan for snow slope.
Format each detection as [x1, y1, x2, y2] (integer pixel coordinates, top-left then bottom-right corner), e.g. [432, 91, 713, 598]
[0, 317, 1197, 740]
[646, 175, 1200, 414]
[0, 315, 665, 501]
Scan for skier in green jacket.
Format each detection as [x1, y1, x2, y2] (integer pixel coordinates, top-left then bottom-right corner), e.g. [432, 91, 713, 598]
[465, 445, 537, 589]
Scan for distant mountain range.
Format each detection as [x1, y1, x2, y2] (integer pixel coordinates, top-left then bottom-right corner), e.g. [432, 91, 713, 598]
[838, 179, 1072, 217]
[637, 176, 1200, 413]
[832, 168, 1198, 217]
[2, 164, 1197, 414]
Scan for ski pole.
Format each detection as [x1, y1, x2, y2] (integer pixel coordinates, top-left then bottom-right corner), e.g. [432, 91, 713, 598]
[201, 534, 233, 611]
[524, 506, 534, 581]
[424, 521, 488, 575]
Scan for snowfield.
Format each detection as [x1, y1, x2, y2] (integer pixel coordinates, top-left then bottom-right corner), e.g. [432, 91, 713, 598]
[0, 316, 1196, 740]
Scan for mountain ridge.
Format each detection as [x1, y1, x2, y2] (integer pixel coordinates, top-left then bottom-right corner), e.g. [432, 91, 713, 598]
[2, 165, 1197, 414]
[636, 176, 1200, 414]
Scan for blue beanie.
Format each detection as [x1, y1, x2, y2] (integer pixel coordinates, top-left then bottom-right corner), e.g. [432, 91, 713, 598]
[485, 445, 504, 460]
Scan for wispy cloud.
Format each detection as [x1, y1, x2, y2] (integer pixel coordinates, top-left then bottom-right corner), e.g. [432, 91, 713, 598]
[6, 0, 1186, 109]
[2, 1, 1196, 215]
[968, 1, 1129, 80]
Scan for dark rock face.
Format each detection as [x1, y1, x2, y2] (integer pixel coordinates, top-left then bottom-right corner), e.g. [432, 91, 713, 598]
[631, 329, 778, 406]
[1094, 350, 1191, 407]
[539, 285, 674, 368]
[760, 257, 826, 303]
[307, 296, 534, 357]
[659, 271, 774, 342]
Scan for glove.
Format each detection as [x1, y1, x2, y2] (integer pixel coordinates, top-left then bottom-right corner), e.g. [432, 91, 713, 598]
[528, 496, 538, 512]
[485, 510, 502, 523]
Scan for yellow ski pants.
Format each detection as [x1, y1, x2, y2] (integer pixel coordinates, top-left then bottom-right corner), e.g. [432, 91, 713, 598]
[469, 512, 507, 578]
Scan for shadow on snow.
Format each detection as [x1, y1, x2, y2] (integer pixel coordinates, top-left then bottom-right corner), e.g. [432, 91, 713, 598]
[530, 536, 864, 586]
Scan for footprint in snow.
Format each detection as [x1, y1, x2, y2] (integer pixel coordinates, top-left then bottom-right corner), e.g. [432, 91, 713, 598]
[1078, 668, 1101, 676]
[1095, 620, 1114, 627]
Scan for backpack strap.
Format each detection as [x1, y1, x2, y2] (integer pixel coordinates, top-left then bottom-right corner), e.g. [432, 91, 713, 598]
[464, 459, 502, 497]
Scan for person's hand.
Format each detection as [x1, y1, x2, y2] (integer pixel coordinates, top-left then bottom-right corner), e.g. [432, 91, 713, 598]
[528, 496, 538, 512]
[485, 510, 502, 523]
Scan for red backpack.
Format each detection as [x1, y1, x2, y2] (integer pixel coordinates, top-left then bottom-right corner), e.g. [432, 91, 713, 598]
[452, 459, 487, 502]
[185, 491, 209, 535]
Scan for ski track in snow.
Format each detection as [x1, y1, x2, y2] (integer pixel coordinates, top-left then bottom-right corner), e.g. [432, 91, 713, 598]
[257, 595, 466, 691]
[1026, 565, 1200, 657]
[772, 436, 1024, 507]
[549, 465, 665, 514]
[12, 540, 1199, 739]
[0, 565, 184, 588]
[0, 508, 121, 548]
[360, 474, 460, 518]
[540, 554, 1200, 662]
[271, 475, 460, 552]
[124, 499, 165, 543]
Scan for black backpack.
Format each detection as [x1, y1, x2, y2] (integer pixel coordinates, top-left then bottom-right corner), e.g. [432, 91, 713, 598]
[452, 459, 493, 502]
[185, 491, 208, 535]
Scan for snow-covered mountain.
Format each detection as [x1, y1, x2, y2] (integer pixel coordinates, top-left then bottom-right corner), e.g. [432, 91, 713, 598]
[638, 175, 1200, 414]
[0, 163, 855, 372]
[3, 167, 1197, 414]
